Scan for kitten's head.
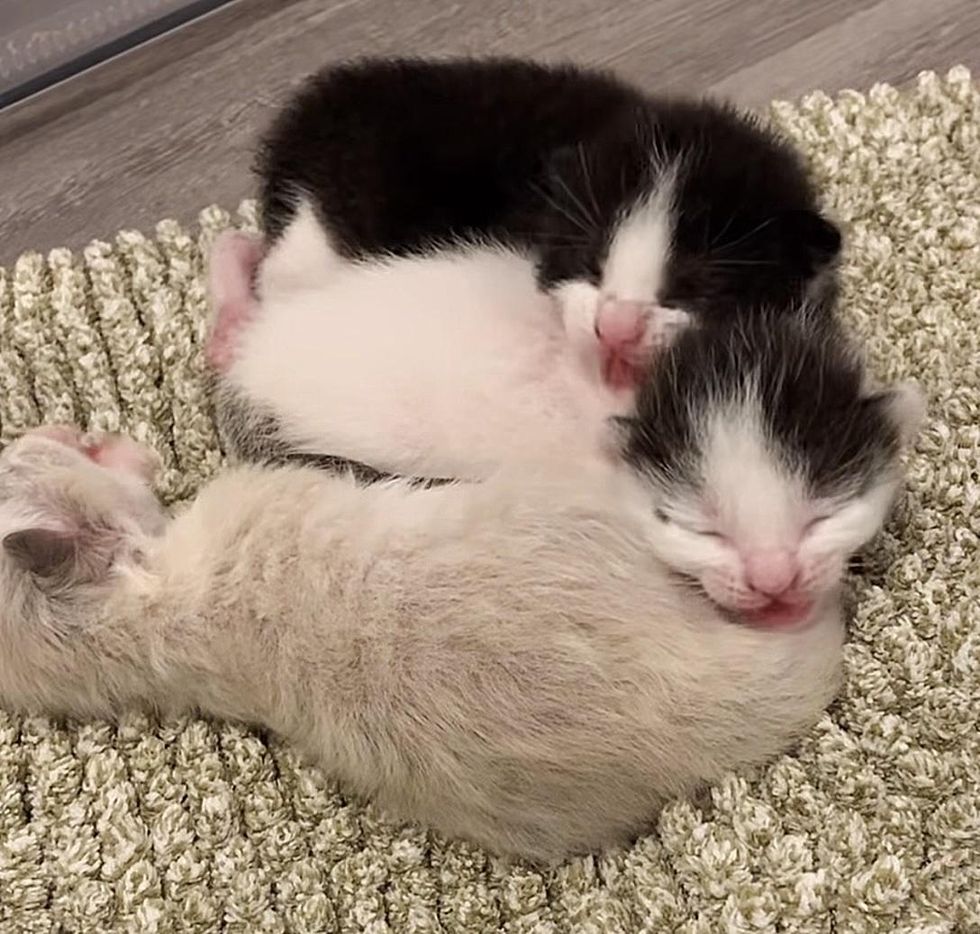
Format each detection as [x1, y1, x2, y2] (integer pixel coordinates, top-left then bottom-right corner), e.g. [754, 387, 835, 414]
[535, 99, 841, 318]
[617, 314, 923, 629]
[0, 426, 165, 599]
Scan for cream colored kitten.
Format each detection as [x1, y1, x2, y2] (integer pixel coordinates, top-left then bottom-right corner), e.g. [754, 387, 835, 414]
[0, 426, 845, 862]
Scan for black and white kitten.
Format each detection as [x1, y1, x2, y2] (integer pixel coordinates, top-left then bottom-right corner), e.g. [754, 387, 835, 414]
[256, 57, 842, 379]
[207, 230, 922, 630]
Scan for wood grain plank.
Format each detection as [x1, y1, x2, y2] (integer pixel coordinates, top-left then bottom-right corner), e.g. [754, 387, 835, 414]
[710, 0, 980, 104]
[0, 0, 975, 262]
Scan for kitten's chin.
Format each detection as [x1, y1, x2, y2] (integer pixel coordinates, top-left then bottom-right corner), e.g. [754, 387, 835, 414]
[736, 598, 815, 630]
[672, 570, 825, 631]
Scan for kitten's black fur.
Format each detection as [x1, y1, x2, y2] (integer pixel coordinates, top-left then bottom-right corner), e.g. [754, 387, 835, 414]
[210, 375, 451, 488]
[622, 314, 903, 495]
[257, 56, 842, 317]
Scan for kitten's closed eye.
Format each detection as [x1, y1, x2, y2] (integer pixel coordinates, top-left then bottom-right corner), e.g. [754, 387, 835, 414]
[654, 508, 725, 540]
[658, 504, 838, 540]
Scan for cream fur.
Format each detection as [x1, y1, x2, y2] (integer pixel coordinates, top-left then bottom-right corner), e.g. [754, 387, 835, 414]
[0, 431, 844, 863]
[212, 223, 920, 622]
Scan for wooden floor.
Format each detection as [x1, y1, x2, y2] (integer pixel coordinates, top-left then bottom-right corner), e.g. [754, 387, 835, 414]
[1, 0, 978, 264]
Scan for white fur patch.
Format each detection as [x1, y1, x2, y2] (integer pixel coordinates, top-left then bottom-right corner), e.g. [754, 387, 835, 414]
[231, 238, 620, 479]
[601, 168, 677, 303]
[701, 399, 807, 551]
[258, 199, 342, 298]
[644, 388, 903, 613]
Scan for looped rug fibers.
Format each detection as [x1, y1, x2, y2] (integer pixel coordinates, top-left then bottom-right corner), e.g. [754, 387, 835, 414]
[0, 67, 978, 933]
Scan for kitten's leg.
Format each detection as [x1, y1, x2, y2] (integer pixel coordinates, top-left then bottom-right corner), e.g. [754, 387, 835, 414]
[3, 426, 166, 584]
[550, 279, 605, 373]
[206, 230, 266, 373]
[80, 432, 162, 482]
[0, 425, 172, 719]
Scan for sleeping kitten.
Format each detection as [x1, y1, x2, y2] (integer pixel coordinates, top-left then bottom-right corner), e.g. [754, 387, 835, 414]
[257, 57, 842, 379]
[0, 424, 848, 862]
[209, 233, 622, 481]
[208, 236, 922, 630]
[619, 320, 924, 627]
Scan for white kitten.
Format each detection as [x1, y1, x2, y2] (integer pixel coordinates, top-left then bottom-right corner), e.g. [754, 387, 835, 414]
[0, 426, 845, 862]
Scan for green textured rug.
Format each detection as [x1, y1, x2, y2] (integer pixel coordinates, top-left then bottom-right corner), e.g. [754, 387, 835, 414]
[1, 68, 978, 933]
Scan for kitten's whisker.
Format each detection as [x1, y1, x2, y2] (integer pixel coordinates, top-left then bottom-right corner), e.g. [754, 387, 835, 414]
[529, 182, 594, 236]
[576, 143, 603, 221]
[711, 216, 777, 254]
[708, 212, 738, 249]
[549, 172, 600, 229]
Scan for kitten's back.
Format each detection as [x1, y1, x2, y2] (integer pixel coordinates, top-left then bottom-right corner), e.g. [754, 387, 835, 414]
[257, 56, 640, 245]
[0, 430, 846, 863]
[165, 461, 845, 861]
[230, 238, 617, 479]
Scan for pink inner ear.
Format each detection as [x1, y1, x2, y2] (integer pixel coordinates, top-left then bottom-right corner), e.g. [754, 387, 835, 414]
[206, 230, 266, 373]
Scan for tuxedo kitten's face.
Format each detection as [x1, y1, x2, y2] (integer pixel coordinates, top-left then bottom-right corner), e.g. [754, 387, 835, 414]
[535, 104, 842, 324]
[0, 427, 164, 591]
[620, 316, 923, 629]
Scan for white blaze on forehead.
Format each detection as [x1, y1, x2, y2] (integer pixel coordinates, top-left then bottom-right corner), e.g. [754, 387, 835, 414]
[601, 167, 677, 303]
[699, 396, 809, 549]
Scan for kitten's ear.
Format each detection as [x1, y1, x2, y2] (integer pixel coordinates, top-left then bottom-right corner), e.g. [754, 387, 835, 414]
[864, 381, 926, 447]
[208, 230, 264, 304]
[3, 527, 77, 578]
[4, 511, 123, 584]
[777, 209, 842, 271]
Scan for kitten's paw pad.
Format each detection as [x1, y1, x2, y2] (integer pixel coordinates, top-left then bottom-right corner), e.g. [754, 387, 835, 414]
[596, 299, 691, 354]
[82, 433, 161, 482]
[29, 426, 160, 482]
[595, 298, 649, 351]
[594, 299, 653, 391]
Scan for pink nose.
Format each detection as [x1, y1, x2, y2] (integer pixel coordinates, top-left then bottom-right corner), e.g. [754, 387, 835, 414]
[595, 298, 648, 348]
[744, 549, 799, 597]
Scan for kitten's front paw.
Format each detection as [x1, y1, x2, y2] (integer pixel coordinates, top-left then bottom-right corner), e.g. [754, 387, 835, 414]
[551, 280, 603, 345]
[551, 281, 691, 393]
